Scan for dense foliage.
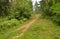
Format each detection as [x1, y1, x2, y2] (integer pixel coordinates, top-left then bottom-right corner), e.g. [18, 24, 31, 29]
[0, 0, 10, 16]
[9, 0, 33, 20]
[40, 0, 60, 25]
[50, 3, 60, 25]
[0, 0, 33, 33]
[35, 1, 40, 13]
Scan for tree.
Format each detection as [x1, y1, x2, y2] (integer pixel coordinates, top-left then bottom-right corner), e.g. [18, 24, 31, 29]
[0, 0, 10, 16]
[50, 3, 60, 25]
[40, 0, 60, 25]
[8, 0, 33, 20]
[35, 1, 40, 13]
[40, 0, 56, 16]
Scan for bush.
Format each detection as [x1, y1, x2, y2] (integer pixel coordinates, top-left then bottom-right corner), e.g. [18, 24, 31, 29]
[0, 19, 20, 31]
[50, 3, 60, 25]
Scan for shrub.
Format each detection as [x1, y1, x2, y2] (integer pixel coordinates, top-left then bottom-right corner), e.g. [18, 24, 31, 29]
[50, 3, 60, 25]
[0, 19, 20, 31]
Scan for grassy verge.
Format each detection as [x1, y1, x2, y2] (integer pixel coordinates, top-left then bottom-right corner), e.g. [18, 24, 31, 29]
[18, 18, 60, 39]
[0, 20, 31, 39]
[0, 30, 21, 39]
[0, 16, 34, 39]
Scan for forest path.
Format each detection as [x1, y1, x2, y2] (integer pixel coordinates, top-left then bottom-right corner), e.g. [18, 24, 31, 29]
[9, 14, 40, 39]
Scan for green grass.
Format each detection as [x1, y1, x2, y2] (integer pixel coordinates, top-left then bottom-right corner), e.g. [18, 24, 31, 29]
[0, 19, 31, 39]
[0, 30, 21, 39]
[0, 15, 60, 39]
[0, 14, 35, 39]
[18, 18, 60, 39]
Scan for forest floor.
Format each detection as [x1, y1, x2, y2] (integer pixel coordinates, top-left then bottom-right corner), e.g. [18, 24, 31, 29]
[8, 14, 40, 39]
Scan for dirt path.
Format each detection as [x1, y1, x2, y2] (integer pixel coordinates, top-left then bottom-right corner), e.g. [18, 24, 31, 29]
[9, 14, 40, 39]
